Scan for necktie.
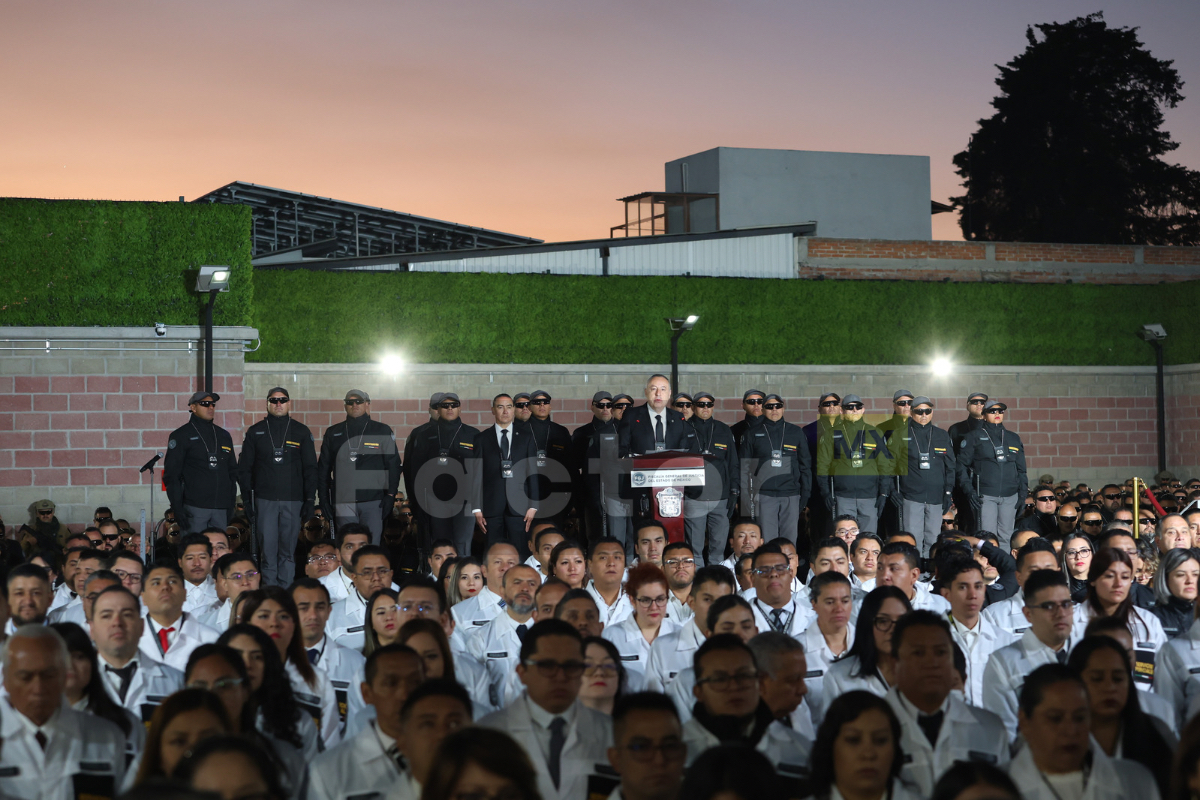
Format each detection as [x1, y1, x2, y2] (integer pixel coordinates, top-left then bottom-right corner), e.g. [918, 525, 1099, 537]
[158, 626, 175, 653]
[770, 608, 786, 632]
[501, 428, 510, 460]
[386, 744, 407, 772]
[106, 661, 138, 703]
[35, 731, 47, 752]
[917, 710, 944, 747]
[515, 623, 528, 643]
[1056, 648, 1069, 665]
[654, 415, 664, 447]
[308, 648, 321, 665]
[548, 717, 567, 789]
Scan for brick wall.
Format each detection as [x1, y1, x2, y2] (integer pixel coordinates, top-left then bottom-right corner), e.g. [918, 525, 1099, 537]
[798, 238, 1200, 284]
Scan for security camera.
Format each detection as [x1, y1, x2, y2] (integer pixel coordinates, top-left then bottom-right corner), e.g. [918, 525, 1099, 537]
[1139, 324, 1167, 342]
[154, 323, 167, 337]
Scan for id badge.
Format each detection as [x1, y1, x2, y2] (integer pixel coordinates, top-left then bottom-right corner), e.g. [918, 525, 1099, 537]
[770, 449, 783, 468]
[851, 450, 864, 469]
[919, 453, 931, 470]
[994, 446, 1006, 463]
[349, 449, 358, 463]
[501, 459, 513, 479]
[536, 450, 547, 468]
[208, 454, 218, 469]
[273, 448, 284, 463]
[438, 448, 449, 466]
[654, 442, 666, 452]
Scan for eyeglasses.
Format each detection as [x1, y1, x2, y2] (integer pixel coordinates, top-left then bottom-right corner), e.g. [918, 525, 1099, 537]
[1030, 600, 1074, 614]
[873, 616, 898, 631]
[584, 662, 619, 676]
[894, 400, 911, 406]
[530, 399, 550, 406]
[267, 397, 289, 404]
[514, 402, 530, 409]
[227, 571, 260, 583]
[764, 403, 784, 410]
[187, 677, 246, 692]
[636, 596, 669, 608]
[744, 398, 764, 405]
[398, 602, 436, 614]
[621, 740, 688, 763]
[752, 564, 790, 577]
[664, 557, 696, 567]
[912, 408, 932, 416]
[1065, 547, 1092, 558]
[594, 402, 613, 409]
[356, 567, 394, 578]
[522, 659, 587, 678]
[843, 404, 864, 411]
[195, 401, 217, 407]
[695, 401, 715, 408]
[307, 554, 337, 564]
[674, 402, 692, 409]
[112, 570, 142, 584]
[696, 670, 760, 690]
[820, 401, 839, 408]
[439, 402, 461, 409]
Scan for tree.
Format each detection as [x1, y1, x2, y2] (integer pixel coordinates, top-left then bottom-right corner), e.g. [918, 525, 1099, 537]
[952, 13, 1200, 245]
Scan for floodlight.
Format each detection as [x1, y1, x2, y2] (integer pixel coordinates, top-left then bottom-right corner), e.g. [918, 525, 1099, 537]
[380, 355, 405, 375]
[1139, 324, 1167, 342]
[196, 265, 232, 292]
[931, 358, 953, 377]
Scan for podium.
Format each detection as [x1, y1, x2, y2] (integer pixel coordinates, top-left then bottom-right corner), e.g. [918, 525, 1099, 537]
[626, 451, 709, 544]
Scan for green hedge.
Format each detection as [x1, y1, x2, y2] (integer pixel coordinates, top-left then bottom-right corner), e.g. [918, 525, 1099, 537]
[0, 199, 252, 327]
[249, 270, 1200, 366]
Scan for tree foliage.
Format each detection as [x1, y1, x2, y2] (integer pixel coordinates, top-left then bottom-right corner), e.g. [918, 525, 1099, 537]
[952, 13, 1200, 245]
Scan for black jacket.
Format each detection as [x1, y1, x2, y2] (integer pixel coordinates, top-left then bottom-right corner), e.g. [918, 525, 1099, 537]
[570, 417, 618, 502]
[165, 415, 238, 513]
[947, 416, 984, 453]
[237, 414, 318, 507]
[689, 416, 740, 500]
[316, 415, 402, 509]
[738, 417, 812, 500]
[1151, 596, 1194, 639]
[955, 422, 1028, 501]
[471, 424, 540, 518]
[981, 541, 1019, 607]
[407, 418, 480, 516]
[618, 405, 698, 456]
[890, 419, 955, 508]
[523, 417, 574, 515]
[730, 414, 763, 447]
[402, 418, 436, 514]
[815, 418, 890, 506]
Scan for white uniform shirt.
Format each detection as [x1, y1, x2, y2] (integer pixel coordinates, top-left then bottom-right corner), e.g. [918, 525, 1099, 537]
[801, 619, 855, 724]
[643, 619, 704, 692]
[465, 612, 530, 708]
[982, 627, 1069, 740]
[139, 611, 220, 672]
[1006, 738, 1162, 800]
[97, 649, 184, 723]
[585, 581, 633, 627]
[947, 612, 1017, 707]
[182, 575, 218, 614]
[451, 586, 506, 630]
[681, 716, 811, 776]
[601, 614, 681, 692]
[982, 589, 1030, 636]
[306, 721, 405, 800]
[749, 597, 812, 637]
[308, 635, 368, 735]
[327, 590, 368, 652]
[1072, 603, 1167, 692]
[1153, 617, 1200, 731]
[286, 661, 342, 752]
[0, 701, 126, 800]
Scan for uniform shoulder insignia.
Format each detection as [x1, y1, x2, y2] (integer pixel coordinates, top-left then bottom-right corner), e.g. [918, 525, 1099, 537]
[168, 439, 177, 449]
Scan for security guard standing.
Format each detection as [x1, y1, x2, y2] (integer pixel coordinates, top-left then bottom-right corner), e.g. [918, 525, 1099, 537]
[316, 389, 402, 540]
[816, 393, 890, 535]
[738, 393, 811, 544]
[956, 399, 1027, 550]
[523, 389, 574, 523]
[403, 392, 444, 552]
[875, 389, 914, 538]
[237, 387, 318, 586]
[570, 391, 618, 544]
[948, 391, 989, 533]
[688, 391, 739, 565]
[804, 392, 840, 539]
[165, 391, 238, 534]
[890, 396, 954, 556]
[407, 392, 479, 554]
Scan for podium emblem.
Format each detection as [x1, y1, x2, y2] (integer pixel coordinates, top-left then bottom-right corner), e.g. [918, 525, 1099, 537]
[632, 471, 647, 487]
[656, 487, 684, 518]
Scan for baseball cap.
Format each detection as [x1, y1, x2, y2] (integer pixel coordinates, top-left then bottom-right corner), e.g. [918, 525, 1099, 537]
[266, 387, 289, 400]
[764, 393, 784, 404]
[911, 396, 933, 407]
[428, 392, 445, 408]
[742, 389, 766, 402]
[693, 391, 716, 402]
[513, 393, 531, 402]
[818, 392, 841, 405]
[188, 391, 219, 405]
[530, 390, 552, 401]
[893, 389, 915, 402]
[34, 499, 55, 512]
[968, 392, 988, 402]
[344, 389, 370, 403]
[441, 392, 461, 404]
[983, 400, 1008, 413]
[592, 391, 613, 404]
[842, 394, 863, 405]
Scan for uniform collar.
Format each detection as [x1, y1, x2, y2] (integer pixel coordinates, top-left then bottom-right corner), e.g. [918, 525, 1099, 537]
[526, 694, 578, 730]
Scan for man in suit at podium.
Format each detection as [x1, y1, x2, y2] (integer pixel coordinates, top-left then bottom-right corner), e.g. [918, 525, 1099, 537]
[472, 393, 540, 560]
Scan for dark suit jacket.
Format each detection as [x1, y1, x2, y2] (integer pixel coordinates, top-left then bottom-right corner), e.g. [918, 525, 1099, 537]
[471, 424, 540, 517]
[617, 404, 698, 457]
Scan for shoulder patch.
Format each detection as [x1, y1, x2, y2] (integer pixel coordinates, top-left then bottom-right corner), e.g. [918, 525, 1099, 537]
[168, 439, 177, 449]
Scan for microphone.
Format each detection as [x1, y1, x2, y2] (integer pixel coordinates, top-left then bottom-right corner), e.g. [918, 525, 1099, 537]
[140, 453, 164, 473]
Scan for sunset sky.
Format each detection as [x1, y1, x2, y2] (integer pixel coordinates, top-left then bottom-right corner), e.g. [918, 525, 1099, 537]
[3, 0, 1198, 244]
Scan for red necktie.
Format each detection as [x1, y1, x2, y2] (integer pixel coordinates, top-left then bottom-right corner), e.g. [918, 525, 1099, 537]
[158, 627, 175, 653]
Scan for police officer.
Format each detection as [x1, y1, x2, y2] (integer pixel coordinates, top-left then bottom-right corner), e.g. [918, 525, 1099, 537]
[738, 394, 811, 544]
[403, 392, 444, 552]
[316, 389, 402, 540]
[890, 396, 954, 556]
[948, 391, 989, 533]
[522, 389, 574, 523]
[612, 393, 634, 421]
[165, 391, 238, 534]
[407, 392, 479, 555]
[875, 389, 914, 538]
[570, 391, 619, 544]
[956, 399, 1027, 550]
[688, 391, 739, 565]
[237, 387, 318, 587]
[729, 389, 766, 447]
[803, 392, 841, 539]
[512, 392, 533, 424]
[816, 393, 890, 535]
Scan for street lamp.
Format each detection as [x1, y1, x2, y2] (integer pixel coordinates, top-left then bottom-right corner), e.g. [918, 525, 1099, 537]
[1138, 324, 1168, 474]
[195, 266, 232, 394]
[666, 315, 699, 393]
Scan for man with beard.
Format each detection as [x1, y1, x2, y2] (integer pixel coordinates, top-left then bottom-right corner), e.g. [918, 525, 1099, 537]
[465, 564, 541, 708]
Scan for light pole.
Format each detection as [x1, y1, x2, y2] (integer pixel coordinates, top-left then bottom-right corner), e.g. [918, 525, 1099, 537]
[1139, 324, 1167, 475]
[195, 266, 232, 393]
[666, 315, 699, 393]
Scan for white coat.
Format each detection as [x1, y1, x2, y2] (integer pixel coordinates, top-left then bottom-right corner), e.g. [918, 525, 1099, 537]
[601, 614, 681, 692]
[182, 575, 218, 614]
[139, 611, 220, 672]
[886, 686, 1010, 797]
[801, 619, 855, 724]
[197, 598, 233, 631]
[823, 654, 890, 702]
[46, 602, 86, 627]
[681, 716, 811, 775]
[981, 589, 1030, 636]
[465, 611, 529, 707]
[1073, 603, 1167, 691]
[451, 586, 506, 630]
[748, 597, 812, 637]
[319, 568, 354, 604]
[1153, 617, 1200, 731]
[643, 619, 704, 692]
[667, 592, 693, 624]
[97, 649, 184, 723]
[478, 696, 613, 800]
[665, 667, 815, 733]
[305, 721, 404, 800]
[1006, 739, 1161, 800]
[947, 612, 1017, 707]
[310, 636, 367, 735]
[907, 581, 951, 614]
[0, 703, 126, 800]
[327, 591, 367, 652]
[48, 583, 76, 615]
[586, 582, 633, 627]
[287, 661, 342, 752]
[981, 628, 1067, 740]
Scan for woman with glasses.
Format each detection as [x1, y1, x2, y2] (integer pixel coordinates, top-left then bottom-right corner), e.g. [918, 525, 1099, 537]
[807, 690, 922, 800]
[579, 636, 626, 715]
[130, 688, 231, 788]
[1075, 548, 1167, 691]
[422, 728, 541, 800]
[824, 586, 912, 700]
[363, 588, 401, 655]
[1152, 548, 1200, 639]
[1060, 533, 1094, 603]
[549, 539, 589, 590]
[602, 563, 680, 691]
[448, 556, 484, 606]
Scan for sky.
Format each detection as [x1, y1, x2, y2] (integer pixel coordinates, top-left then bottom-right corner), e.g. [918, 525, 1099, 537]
[3, 1, 1198, 243]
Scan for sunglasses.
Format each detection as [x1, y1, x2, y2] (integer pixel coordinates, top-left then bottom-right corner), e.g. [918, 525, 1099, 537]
[820, 400, 840, 408]
[764, 403, 784, 410]
[614, 402, 631, 409]
[843, 404, 864, 411]
[1036, 496, 1056, 502]
[514, 402, 530, 408]
[968, 399, 986, 405]
[593, 402, 613, 409]
[1058, 515, 1077, 523]
[439, 402, 461, 409]
[1103, 493, 1123, 500]
[267, 397, 289, 405]
[986, 409, 1006, 414]
[674, 402, 692, 408]
[530, 399, 550, 405]
[1081, 518, 1103, 526]
[894, 399, 911, 406]
[195, 401, 217, 407]
[694, 401, 715, 408]
[38, 509, 54, 515]
[345, 399, 366, 405]
[744, 398, 764, 405]
[103, 533, 121, 542]
[912, 408, 932, 416]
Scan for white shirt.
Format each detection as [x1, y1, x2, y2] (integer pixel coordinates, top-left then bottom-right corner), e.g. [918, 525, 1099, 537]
[525, 693, 579, 764]
[0, 701, 126, 800]
[647, 409, 667, 446]
[948, 612, 1017, 707]
[182, 575, 218, 614]
[802, 619, 855, 724]
[586, 581, 633, 627]
[452, 586, 506, 630]
[602, 614, 681, 692]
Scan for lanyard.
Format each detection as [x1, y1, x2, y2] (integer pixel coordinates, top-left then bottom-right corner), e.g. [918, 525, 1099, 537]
[910, 420, 933, 458]
[437, 422, 464, 453]
[981, 426, 1005, 454]
[764, 421, 784, 454]
[266, 416, 291, 454]
[190, 421, 215, 455]
[696, 419, 715, 452]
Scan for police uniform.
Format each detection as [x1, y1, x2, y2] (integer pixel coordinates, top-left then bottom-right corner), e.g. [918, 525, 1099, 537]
[955, 400, 1027, 549]
[802, 393, 840, 539]
[889, 397, 955, 555]
[687, 391, 740, 566]
[522, 390, 574, 524]
[402, 393, 444, 553]
[981, 627, 1070, 739]
[316, 389, 402, 540]
[738, 398, 811, 544]
[406, 396, 480, 555]
[570, 392, 619, 545]
[815, 394, 890, 535]
[307, 635, 368, 736]
[164, 392, 238, 534]
[238, 387, 318, 587]
[873, 389, 915, 538]
[947, 391, 988, 533]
